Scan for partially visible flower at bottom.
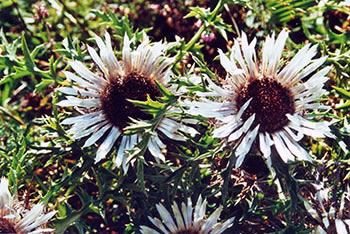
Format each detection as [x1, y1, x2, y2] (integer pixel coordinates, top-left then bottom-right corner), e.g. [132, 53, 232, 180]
[303, 181, 350, 234]
[140, 196, 234, 234]
[0, 177, 56, 234]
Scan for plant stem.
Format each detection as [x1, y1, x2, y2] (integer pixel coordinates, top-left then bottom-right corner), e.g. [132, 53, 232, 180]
[185, 25, 205, 52]
[173, 0, 224, 66]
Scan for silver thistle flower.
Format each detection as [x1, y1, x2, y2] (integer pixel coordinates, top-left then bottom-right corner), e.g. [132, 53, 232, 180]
[0, 177, 56, 234]
[187, 29, 334, 167]
[58, 32, 197, 171]
[140, 196, 234, 234]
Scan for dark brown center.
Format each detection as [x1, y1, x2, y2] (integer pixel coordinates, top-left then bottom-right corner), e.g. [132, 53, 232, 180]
[236, 78, 295, 133]
[0, 218, 16, 233]
[174, 229, 200, 234]
[101, 72, 161, 129]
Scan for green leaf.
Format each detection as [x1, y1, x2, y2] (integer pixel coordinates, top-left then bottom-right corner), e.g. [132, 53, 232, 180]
[184, 7, 207, 19]
[154, 80, 175, 99]
[1, 68, 32, 83]
[0, 0, 13, 8]
[49, 56, 63, 81]
[55, 204, 91, 234]
[21, 35, 35, 72]
[34, 79, 54, 94]
[107, 9, 123, 30]
[91, 9, 111, 22]
[192, 56, 216, 80]
[336, 100, 350, 109]
[128, 95, 165, 110]
[333, 86, 350, 99]
[1, 83, 10, 104]
[30, 43, 47, 59]
[267, 0, 316, 23]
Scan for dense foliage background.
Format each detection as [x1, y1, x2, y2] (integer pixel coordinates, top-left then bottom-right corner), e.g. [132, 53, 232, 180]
[0, 0, 349, 233]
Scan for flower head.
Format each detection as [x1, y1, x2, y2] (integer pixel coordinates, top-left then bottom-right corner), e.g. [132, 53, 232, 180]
[188, 30, 334, 167]
[58, 32, 197, 171]
[0, 177, 56, 233]
[140, 196, 234, 234]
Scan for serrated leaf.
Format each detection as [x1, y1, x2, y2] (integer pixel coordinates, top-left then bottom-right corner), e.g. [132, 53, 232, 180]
[21, 35, 35, 71]
[34, 79, 54, 94]
[154, 80, 174, 98]
[192, 56, 216, 80]
[185, 6, 207, 19]
[128, 96, 165, 110]
[184, 11, 199, 19]
[0, 69, 32, 85]
[108, 8, 122, 25]
[55, 204, 91, 234]
[91, 9, 111, 21]
[30, 43, 47, 59]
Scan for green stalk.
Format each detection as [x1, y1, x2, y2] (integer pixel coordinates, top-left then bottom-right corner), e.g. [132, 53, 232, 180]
[209, 0, 224, 21]
[184, 24, 205, 52]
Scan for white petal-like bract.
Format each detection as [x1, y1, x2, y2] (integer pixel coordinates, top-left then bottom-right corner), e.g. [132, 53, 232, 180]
[141, 196, 234, 234]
